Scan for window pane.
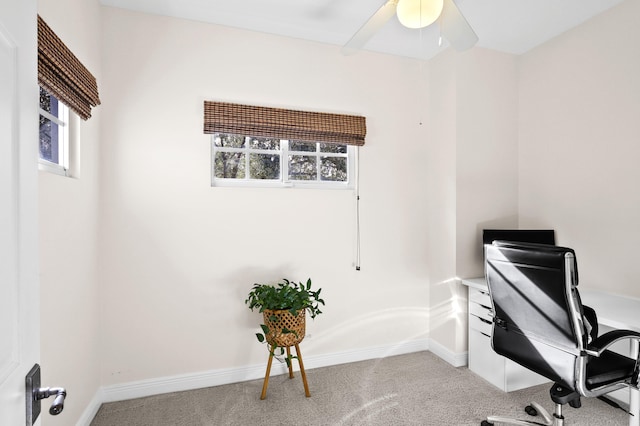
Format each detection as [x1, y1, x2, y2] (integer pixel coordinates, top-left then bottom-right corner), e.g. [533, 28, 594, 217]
[320, 143, 347, 154]
[249, 137, 280, 150]
[39, 87, 51, 112]
[289, 155, 317, 181]
[214, 152, 245, 178]
[39, 86, 59, 115]
[321, 156, 347, 182]
[39, 115, 59, 163]
[249, 153, 280, 179]
[289, 141, 316, 152]
[215, 134, 246, 148]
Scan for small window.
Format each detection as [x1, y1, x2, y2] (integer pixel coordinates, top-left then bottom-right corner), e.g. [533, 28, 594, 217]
[289, 141, 348, 182]
[39, 87, 69, 175]
[212, 134, 354, 189]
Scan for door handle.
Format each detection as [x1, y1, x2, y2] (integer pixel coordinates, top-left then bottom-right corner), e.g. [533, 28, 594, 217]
[35, 386, 67, 415]
[25, 364, 68, 426]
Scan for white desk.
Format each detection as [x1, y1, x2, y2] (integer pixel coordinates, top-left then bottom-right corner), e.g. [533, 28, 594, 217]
[581, 290, 640, 333]
[581, 290, 640, 426]
[462, 278, 640, 426]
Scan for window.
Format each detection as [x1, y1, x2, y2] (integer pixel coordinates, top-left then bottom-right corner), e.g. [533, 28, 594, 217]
[37, 15, 100, 121]
[204, 101, 366, 188]
[39, 87, 69, 174]
[37, 15, 100, 176]
[212, 134, 354, 188]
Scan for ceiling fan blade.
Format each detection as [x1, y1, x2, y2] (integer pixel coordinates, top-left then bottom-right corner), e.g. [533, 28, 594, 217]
[341, 0, 398, 55]
[439, 0, 478, 51]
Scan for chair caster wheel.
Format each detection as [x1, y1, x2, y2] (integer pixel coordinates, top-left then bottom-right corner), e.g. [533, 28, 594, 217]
[481, 421, 494, 426]
[525, 405, 538, 416]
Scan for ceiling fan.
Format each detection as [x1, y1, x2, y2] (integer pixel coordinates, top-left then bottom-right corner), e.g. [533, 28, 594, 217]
[342, 0, 478, 55]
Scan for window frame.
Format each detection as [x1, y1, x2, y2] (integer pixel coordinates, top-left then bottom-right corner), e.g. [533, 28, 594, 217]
[38, 88, 70, 176]
[211, 134, 355, 189]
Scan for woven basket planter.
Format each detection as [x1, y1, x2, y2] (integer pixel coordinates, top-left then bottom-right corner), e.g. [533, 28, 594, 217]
[262, 308, 306, 347]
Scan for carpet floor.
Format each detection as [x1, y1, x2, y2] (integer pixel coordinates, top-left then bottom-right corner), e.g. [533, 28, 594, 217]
[90, 351, 629, 425]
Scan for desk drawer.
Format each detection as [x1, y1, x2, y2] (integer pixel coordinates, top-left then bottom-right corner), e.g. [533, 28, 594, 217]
[469, 287, 491, 307]
[469, 312, 493, 336]
[469, 301, 493, 322]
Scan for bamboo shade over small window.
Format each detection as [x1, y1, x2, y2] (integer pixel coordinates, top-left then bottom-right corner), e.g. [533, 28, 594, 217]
[203, 101, 366, 146]
[38, 15, 101, 120]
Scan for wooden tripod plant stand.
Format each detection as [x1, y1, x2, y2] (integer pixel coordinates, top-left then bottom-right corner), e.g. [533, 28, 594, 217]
[260, 342, 310, 400]
[259, 309, 311, 400]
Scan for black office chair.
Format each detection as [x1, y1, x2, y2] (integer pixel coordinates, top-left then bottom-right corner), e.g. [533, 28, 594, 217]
[481, 241, 640, 426]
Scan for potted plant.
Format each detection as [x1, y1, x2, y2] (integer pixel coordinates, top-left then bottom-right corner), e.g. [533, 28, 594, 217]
[246, 278, 325, 399]
[245, 278, 325, 359]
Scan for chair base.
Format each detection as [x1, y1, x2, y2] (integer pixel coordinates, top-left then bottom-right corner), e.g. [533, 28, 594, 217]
[482, 401, 559, 426]
[481, 383, 580, 426]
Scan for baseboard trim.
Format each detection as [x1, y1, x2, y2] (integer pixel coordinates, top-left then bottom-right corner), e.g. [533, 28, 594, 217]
[76, 388, 104, 426]
[78, 339, 468, 425]
[428, 338, 468, 367]
[99, 339, 430, 404]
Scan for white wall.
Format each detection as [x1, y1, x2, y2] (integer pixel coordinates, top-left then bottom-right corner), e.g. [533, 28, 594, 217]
[427, 48, 519, 354]
[425, 50, 457, 354]
[99, 7, 432, 386]
[518, 0, 640, 297]
[37, 0, 102, 424]
[456, 49, 519, 280]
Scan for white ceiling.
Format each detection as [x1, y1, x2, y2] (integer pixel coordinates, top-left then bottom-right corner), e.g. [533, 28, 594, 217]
[99, 0, 625, 60]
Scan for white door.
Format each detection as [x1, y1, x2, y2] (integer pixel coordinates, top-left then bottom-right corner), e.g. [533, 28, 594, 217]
[0, 0, 41, 424]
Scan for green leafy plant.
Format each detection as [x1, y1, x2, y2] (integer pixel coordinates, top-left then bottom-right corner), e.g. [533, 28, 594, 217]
[245, 278, 325, 363]
[246, 278, 324, 318]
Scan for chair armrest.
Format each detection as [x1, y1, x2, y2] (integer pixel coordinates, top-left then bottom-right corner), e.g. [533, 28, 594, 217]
[582, 305, 598, 342]
[586, 329, 640, 357]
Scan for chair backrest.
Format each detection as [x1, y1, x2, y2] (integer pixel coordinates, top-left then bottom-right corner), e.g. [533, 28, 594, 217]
[485, 241, 588, 390]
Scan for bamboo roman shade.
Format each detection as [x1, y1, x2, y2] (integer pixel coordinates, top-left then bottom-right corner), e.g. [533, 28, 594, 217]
[203, 101, 366, 146]
[38, 15, 101, 120]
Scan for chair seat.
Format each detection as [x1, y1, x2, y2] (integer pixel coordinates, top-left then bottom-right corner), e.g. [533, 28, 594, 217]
[586, 350, 636, 389]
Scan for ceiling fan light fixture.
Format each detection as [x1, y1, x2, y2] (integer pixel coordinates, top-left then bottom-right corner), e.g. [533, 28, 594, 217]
[396, 0, 444, 29]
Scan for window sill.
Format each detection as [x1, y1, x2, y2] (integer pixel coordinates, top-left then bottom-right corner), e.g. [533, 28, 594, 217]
[38, 160, 68, 177]
[211, 180, 353, 190]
